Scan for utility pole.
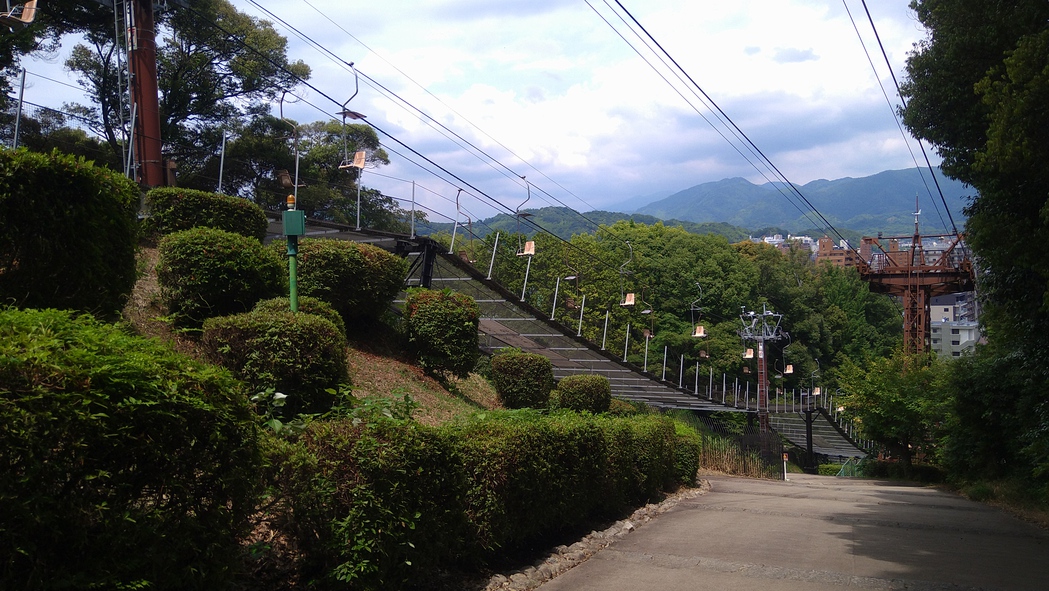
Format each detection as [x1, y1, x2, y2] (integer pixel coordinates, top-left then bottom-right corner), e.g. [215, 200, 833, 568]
[128, 0, 164, 187]
[738, 304, 787, 434]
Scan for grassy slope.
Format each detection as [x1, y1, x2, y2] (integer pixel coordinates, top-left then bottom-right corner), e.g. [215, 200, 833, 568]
[123, 246, 502, 423]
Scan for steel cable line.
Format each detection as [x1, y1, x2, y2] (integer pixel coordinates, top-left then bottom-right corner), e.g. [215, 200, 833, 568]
[244, 0, 636, 246]
[842, 0, 949, 235]
[294, 0, 611, 218]
[604, 0, 853, 248]
[175, 1, 635, 277]
[858, 0, 959, 237]
[585, 0, 822, 232]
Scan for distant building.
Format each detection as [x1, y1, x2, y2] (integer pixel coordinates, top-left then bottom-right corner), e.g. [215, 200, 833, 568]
[930, 319, 980, 357]
[816, 235, 858, 268]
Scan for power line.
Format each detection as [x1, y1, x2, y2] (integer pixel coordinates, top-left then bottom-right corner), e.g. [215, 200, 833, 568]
[857, 0, 959, 237]
[593, 0, 854, 248]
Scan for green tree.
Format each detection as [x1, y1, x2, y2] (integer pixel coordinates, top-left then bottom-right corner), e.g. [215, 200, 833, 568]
[837, 350, 949, 474]
[901, 0, 1049, 486]
[61, 0, 310, 171]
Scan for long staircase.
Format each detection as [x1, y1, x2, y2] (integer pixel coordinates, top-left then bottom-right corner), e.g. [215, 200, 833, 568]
[264, 215, 873, 459]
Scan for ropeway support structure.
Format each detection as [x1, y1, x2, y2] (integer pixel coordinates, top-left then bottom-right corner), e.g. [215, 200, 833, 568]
[856, 208, 975, 355]
[737, 305, 787, 434]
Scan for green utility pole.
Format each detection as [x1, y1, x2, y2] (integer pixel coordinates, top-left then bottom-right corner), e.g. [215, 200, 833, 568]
[283, 194, 305, 311]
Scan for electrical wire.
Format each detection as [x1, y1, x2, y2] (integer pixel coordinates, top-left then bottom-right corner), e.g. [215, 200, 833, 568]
[593, 0, 855, 249]
[244, 0, 637, 247]
[858, 0, 959, 237]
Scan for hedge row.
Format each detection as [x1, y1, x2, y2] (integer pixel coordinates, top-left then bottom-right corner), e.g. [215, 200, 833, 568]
[0, 308, 260, 590]
[0, 148, 140, 317]
[142, 187, 269, 242]
[268, 410, 698, 589]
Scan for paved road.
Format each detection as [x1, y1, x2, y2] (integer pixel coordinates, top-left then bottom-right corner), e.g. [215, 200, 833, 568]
[538, 473, 1049, 591]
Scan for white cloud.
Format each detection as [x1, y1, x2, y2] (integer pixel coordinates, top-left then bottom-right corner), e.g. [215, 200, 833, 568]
[21, 0, 933, 223]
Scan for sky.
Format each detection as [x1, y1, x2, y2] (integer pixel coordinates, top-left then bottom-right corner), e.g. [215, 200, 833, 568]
[19, 0, 934, 225]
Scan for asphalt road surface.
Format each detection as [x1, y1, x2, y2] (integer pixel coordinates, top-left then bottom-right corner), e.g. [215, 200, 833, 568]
[538, 473, 1049, 591]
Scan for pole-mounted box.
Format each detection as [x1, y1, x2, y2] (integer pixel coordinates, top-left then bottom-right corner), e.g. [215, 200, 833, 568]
[283, 210, 306, 236]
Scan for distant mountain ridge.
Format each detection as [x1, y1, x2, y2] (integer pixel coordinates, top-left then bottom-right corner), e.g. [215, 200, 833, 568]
[632, 167, 972, 235]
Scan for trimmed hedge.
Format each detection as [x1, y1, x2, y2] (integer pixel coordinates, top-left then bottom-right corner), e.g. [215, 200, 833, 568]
[673, 420, 702, 486]
[253, 295, 346, 338]
[266, 410, 687, 588]
[489, 350, 555, 409]
[202, 308, 348, 415]
[157, 227, 286, 327]
[142, 187, 269, 242]
[266, 420, 469, 590]
[0, 148, 140, 316]
[0, 308, 261, 590]
[404, 288, 480, 378]
[551, 374, 612, 413]
[271, 238, 408, 328]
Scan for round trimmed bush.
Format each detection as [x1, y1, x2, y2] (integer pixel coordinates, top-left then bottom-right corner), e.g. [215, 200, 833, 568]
[253, 295, 346, 337]
[489, 349, 555, 409]
[0, 307, 260, 590]
[0, 148, 140, 316]
[607, 398, 645, 416]
[142, 187, 269, 242]
[157, 227, 285, 327]
[271, 238, 408, 328]
[404, 287, 480, 378]
[201, 308, 349, 415]
[551, 374, 612, 413]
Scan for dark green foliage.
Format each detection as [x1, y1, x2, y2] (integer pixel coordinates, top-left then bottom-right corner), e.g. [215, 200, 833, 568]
[265, 419, 470, 591]
[551, 374, 612, 413]
[404, 288, 481, 378]
[202, 308, 348, 415]
[0, 308, 261, 590]
[607, 397, 647, 416]
[595, 414, 677, 511]
[262, 410, 687, 585]
[451, 411, 608, 551]
[489, 349, 555, 409]
[253, 295, 346, 337]
[141, 187, 269, 242]
[272, 238, 408, 327]
[0, 148, 139, 316]
[818, 464, 842, 476]
[672, 420, 702, 485]
[157, 226, 285, 327]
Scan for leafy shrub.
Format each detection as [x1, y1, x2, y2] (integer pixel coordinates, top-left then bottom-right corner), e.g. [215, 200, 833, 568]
[157, 226, 285, 327]
[607, 397, 646, 416]
[266, 419, 469, 590]
[142, 187, 268, 242]
[0, 148, 139, 316]
[253, 295, 346, 337]
[596, 414, 677, 511]
[404, 288, 480, 378]
[0, 308, 260, 590]
[673, 420, 702, 485]
[262, 410, 690, 583]
[202, 308, 348, 415]
[451, 411, 607, 551]
[489, 349, 554, 409]
[271, 238, 408, 327]
[551, 374, 612, 413]
[818, 463, 843, 476]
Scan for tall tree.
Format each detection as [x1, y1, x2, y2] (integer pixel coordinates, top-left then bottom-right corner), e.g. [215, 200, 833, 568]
[60, 0, 310, 170]
[900, 0, 1049, 484]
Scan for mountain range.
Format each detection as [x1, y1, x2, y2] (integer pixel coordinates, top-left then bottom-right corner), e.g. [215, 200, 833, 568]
[419, 167, 973, 241]
[621, 167, 972, 235]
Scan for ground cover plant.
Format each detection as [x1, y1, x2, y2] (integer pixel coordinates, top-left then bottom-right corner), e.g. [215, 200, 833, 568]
[0, 307, 261, 590]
